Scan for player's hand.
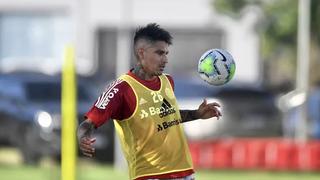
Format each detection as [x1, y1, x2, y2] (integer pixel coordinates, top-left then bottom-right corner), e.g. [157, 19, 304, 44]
[79, 137, 96, 157]
[197, 99, 222, 120]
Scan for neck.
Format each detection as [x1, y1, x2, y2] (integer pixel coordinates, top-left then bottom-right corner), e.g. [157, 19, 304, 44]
[132, 64, 156, 81]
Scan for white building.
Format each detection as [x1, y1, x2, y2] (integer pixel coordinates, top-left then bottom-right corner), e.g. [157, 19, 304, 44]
[0, 0, 261, 84]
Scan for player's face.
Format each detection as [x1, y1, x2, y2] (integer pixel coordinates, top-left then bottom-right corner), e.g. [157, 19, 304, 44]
[140, 41, 169, 77]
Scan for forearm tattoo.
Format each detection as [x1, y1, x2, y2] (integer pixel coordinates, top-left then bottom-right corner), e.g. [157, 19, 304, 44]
[180, 110, 199, 123]
[77, 120, 95, 141]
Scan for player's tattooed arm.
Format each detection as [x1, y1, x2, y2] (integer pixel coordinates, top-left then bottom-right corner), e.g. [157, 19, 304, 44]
[77, 119, 96, 157]
[180, 110, 199, 123]
[77, 119, 95, 140]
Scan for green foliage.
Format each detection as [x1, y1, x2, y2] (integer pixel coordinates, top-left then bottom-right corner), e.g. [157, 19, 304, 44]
[212, 0, 262, 18]
[212, 0, 262, 19]
[213, 0, 320, 85]
[213, 0, 248, 18]
[262, 0, 298, 59]
[311, 0, 320, 37]
[213, 0, 298, 58]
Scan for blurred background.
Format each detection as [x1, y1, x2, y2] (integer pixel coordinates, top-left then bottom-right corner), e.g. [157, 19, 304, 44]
[0, 0, 320, 179]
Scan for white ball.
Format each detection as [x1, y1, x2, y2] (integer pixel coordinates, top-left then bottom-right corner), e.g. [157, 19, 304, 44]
[198, 49, 236, 86]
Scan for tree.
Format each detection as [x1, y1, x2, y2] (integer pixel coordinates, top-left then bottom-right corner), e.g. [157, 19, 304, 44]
[212, 0, 320, 89]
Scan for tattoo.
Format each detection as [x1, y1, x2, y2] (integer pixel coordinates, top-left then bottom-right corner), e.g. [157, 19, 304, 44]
[77, 120, 95, 142]
[133, 64, 157, 80]
[133, 64, 147, 79]
[180, 110, 199, 123]
[133, 64, 142, 74]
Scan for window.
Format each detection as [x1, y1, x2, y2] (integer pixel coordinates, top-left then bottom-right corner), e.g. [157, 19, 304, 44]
[0, 13, 71, 74]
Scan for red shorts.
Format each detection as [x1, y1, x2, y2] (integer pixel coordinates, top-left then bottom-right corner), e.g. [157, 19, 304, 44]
[146, 174, 195, 180]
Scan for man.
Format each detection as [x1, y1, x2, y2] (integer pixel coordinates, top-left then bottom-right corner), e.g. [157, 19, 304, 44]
[78, 23, 222, 180]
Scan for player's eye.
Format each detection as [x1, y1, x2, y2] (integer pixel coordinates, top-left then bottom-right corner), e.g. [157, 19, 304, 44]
[156, 51, 164, 55]
[156, 50, 168, 56]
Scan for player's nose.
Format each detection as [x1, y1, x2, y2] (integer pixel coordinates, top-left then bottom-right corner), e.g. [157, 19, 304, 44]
[162, 55, 168, 64]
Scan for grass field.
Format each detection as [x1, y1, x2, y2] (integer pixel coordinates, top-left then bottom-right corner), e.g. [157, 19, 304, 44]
[0, 148, 319, 180]
[0, 164, 320, 180]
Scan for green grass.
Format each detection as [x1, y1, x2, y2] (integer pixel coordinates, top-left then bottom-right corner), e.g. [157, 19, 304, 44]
[0, 164, 320, 180]
[0, 163, 128, 180]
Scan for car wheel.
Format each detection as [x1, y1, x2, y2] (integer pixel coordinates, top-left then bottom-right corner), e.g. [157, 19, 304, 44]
[16, 124, 42, 165]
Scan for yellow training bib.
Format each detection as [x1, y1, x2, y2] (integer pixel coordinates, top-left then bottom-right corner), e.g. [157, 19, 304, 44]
[114, 74, 193, 180]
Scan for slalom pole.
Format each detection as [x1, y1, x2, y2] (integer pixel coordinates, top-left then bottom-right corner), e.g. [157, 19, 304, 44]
[61, 45, 77, 180]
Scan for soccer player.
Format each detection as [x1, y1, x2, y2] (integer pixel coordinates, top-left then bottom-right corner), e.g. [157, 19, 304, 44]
[78, 23, 222, 180]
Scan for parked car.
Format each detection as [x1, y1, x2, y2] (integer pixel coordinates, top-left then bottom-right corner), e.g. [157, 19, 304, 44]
[174, 79, 283, 140]
[0, 72, 114, 164]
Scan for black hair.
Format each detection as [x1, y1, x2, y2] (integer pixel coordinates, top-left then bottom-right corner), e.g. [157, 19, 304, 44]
[133, 23, 172, 46]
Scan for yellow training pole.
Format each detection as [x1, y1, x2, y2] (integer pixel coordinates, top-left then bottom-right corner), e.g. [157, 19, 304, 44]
[61, 45, 77, 180]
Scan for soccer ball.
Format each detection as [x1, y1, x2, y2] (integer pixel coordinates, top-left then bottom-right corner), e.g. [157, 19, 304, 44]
[198, 49, 236, 86]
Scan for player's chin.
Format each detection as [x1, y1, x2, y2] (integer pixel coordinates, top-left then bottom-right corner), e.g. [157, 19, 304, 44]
[154, 71, 163, 76]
